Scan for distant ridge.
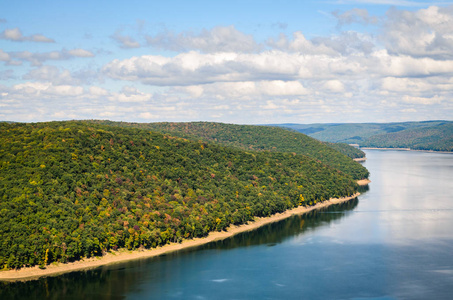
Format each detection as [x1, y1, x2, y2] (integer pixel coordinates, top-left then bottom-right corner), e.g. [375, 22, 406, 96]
[273, 121, 453, 152]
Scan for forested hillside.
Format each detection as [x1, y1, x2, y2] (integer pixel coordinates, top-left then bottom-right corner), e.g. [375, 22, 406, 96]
[89, 121, 368, 180]
[0, 121, 360, 270]
[361, 123, 453, 151]
[322, 142, 364, 159]
[276, 121, 453, 151]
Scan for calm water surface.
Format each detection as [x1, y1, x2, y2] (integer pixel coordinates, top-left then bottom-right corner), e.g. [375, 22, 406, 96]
[2, 150, 453, 300]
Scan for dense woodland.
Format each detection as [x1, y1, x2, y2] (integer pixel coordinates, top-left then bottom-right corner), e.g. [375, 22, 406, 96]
[0, 121, 364, 270]
[322, 142, 365, 159]
[90, 121, 369, 180]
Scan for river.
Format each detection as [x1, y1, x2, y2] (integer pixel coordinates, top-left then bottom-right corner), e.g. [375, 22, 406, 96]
[2, 150, 453, 299]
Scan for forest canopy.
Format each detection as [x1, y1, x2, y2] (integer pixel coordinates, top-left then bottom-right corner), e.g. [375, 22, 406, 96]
[0, 121, 364, 270]
[88, 121, 369, 180]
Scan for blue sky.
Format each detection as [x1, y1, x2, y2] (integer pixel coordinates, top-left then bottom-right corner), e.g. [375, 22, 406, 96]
[1, 0, 453, 124]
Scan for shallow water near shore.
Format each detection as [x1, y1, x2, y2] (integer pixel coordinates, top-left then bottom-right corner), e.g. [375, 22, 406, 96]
[2, 150, 453, 299]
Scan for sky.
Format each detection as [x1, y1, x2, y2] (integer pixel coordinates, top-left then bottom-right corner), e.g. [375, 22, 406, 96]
[1, 0, 453, 124]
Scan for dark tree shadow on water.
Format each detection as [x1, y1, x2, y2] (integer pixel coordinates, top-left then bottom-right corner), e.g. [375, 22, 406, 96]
[0, 198, 358, 300]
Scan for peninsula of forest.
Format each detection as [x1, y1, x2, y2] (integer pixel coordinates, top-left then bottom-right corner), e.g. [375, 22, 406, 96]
[0, 121, 369, 276]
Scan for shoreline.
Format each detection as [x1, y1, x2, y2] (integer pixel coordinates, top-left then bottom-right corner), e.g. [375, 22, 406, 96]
[353, 157, 367, 162]
[1, 184, 369, 282]
[361, 147, 453, 154]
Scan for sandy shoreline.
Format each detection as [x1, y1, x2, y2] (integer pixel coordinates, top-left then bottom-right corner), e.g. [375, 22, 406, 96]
[1, 184, 369, 282]
[357, 179, 371, 186]
[353, 157, 367, 162]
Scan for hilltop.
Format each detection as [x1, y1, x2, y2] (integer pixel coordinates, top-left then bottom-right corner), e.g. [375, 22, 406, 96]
[89, 121, 369, 180]
[0, 121, 364, 270]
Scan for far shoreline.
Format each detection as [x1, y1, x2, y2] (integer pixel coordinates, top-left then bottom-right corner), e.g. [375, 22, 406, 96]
[0, 181, 370, 282]
[361, 147, 453, 154]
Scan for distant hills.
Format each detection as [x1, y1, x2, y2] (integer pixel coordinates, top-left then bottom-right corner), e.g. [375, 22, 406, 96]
[274, 121, 453, 152]
[0, 121, 366, 269]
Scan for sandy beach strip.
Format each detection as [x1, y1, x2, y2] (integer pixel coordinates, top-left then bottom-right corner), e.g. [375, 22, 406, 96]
[357, 179, 371, 186]
[0, 190, 366, 282]
[353, 157, 367, 162]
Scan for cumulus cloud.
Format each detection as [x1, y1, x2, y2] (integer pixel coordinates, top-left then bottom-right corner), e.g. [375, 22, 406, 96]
[103, 51, 310, 86]
[267, 32, 338, 55]
[369, 50, 453, 77]
[380, 6, 453, 59]
[0, 28, 55, 43]
[145, 25, 260, 53]
[102, 48, 382, 87]
[174, 80, 309, 100]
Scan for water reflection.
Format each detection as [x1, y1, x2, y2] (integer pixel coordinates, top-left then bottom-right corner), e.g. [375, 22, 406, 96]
[204, 198, 358, 250]
[0, 199, 358, 300]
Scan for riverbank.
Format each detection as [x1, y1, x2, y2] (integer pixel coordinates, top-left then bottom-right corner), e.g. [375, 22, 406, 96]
[0, 188, 368, 282]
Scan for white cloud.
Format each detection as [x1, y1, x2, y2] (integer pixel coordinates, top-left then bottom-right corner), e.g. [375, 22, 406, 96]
[260, 80, 309, 96]
[89, 86, 109, 96]
[402, 95, 444, 105]
[381, 77, 433, 92]
[267, 32, 338, 55]
[103, 51, 314, 86]
[8, 48, 95, 66]
[22, 65, 96, 85]
[108, 86, 153, 102]
[0, 28, 55, 43]
[10, 82, 84, 98]
[369, 49, 453, 77]
[67, 49, 95, 57]
[31, 34, 55, 43]
[381, 6, 453, 59]
[44, 85, 84, 97]
[174, 80, 309, 100]
[145, 25, 260, 53]
[323, 80, 345, 92]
